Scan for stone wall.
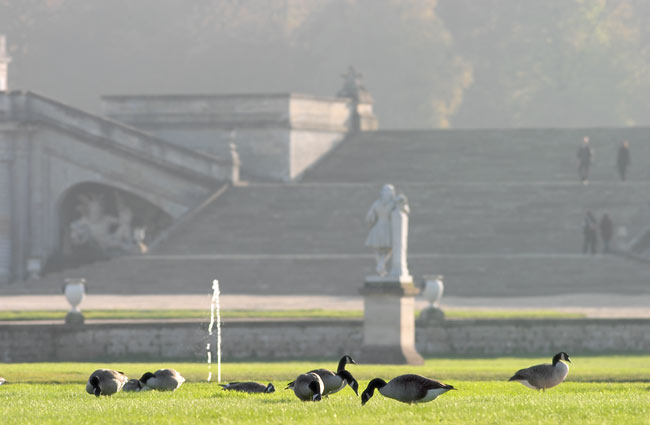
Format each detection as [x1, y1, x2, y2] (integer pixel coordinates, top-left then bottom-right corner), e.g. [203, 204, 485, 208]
[102, 93, 372, 182]
[1, 318, 648, 362]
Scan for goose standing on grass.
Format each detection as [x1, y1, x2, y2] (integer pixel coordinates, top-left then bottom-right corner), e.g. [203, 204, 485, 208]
[220, 382, 275, 394]
[85, 369, 128, 397]
[291, 372, 325, 402]
[361, 374, 455, 405]
[139, 369, 185, 391]
[286, 355, 359, 396]
[509, 352, 571, 391]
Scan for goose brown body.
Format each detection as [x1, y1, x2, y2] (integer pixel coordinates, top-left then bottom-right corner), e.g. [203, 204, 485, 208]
[140, 369, 185, 391]
[361, 374, 455, 405]
[292, 373, 324, 401]
[509, 352, 571, 391]
[286, 355, 359, 396]
[220, 382, 275, 393]
[85, 369, 128, 396]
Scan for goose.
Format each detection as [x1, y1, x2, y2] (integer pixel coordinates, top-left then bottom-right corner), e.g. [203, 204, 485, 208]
[220, 382, 275, 393]
[361, 374, 455, 405]
[139, 369, 185, 391]
[509, 352, 571, 391]
[123, 378, 144, 392]
[286, 355, 359, 396]
[85, 369, 128, 397]
[291, 372, 324, 402]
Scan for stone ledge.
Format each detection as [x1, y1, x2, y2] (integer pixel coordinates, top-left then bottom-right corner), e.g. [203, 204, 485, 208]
[360, 279, 419, 296]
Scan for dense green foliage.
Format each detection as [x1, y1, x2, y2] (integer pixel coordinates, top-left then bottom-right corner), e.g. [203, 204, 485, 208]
[1, 1, 649, 129]
[1, 357, 649, 424]
[0, 309, 584, 321]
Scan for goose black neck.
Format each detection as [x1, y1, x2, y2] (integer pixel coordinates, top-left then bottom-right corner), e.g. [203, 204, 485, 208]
[307, 380, 321, 396]
[90, 376, 99, 389]
[367, 378, 387, 392]
[337, 355, 351, 372]
[552, 353, 562, 366]
[90, 376, 101, 396]
[139, 372, 155, 384]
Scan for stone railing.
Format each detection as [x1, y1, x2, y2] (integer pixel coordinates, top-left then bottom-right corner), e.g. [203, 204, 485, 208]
[0, 91, 236, 184]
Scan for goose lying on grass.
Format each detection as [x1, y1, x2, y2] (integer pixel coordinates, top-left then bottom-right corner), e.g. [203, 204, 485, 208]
[220, 382, 275, 393]
[86, 369, 128, 397]
[139, 369, 185, 391]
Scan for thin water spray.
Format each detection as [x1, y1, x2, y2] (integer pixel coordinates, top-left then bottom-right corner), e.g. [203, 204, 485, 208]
[207, 279, 221, 382]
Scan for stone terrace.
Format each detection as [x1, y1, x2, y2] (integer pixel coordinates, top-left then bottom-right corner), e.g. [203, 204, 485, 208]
[304, 128, 650, 183]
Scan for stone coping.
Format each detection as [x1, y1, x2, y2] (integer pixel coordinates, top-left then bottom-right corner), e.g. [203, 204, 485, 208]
[2, 317, 649, 329]
[0, 317, 363, 328]
[102, 92, 355, 103]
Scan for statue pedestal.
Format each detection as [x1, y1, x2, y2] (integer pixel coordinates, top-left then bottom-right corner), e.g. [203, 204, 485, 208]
[359, 276, 424, 365]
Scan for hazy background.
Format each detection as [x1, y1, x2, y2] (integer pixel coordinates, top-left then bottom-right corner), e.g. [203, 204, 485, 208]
[1, 0, 649, 129]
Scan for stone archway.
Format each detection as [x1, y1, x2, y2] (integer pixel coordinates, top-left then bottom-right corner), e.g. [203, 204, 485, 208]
[45, 182, 172, 272]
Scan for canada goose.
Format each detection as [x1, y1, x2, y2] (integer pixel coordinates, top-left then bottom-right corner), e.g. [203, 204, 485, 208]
[361, 374, 455, 405]
[509, 352, 571, 391]
[286, 355, 359, 396]
[220, 382, 275, 393]
[123, 378, 144, 392]
[139, 369, 185, 391]
[85, 369, 128, 397]
[291, 372, 324, 402]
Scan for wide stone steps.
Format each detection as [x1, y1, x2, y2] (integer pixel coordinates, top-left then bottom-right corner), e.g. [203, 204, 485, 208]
[8, 252, 647, 297]
[155, 182, 648, 256]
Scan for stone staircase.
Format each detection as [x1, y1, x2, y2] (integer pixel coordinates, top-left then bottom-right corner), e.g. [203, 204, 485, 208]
[5, 128, 649, 297]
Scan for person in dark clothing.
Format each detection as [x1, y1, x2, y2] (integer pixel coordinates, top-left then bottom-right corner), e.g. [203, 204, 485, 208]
[617, 141, 630, 181]
[577, 136, 592, 184]
[600, 213, 613, 253]
[582, 211, 598, 254]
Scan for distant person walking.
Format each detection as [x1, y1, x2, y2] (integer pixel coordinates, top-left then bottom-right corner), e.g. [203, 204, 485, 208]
[600, 213, 613, 253]
[577, 136, 593, 184]
[616, 141, 630, 181]
[582, 211, 598, 254]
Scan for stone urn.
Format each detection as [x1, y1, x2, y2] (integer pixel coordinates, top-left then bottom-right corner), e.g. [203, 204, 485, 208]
[418, 275, 445, 322]
[63, 278, 86, 325]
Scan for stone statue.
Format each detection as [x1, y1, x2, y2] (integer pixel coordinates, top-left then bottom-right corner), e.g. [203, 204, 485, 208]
[337, 66, 372, 102]
[70, 193, 118, 251]
[69, 191, 144, 254]
[365, 184, 411, 278]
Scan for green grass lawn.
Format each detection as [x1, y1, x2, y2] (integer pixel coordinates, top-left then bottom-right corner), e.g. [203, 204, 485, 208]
[1, 356, 649, 424]
[0, 309, 585, 321]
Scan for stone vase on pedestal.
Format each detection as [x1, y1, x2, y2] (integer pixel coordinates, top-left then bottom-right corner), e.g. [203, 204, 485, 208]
[63, 278, 86, 325]
[418, 275, 445, 323]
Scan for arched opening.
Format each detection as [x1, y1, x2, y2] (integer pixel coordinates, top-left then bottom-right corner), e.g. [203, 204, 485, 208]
[45, 182, 172, 273]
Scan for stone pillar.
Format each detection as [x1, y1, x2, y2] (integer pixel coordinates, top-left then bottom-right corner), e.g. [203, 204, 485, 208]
[389, 197, 410, 279]
[0, 138, 12, 283]
[360, 277, 424, 364]
[0, 35, 10, 92]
